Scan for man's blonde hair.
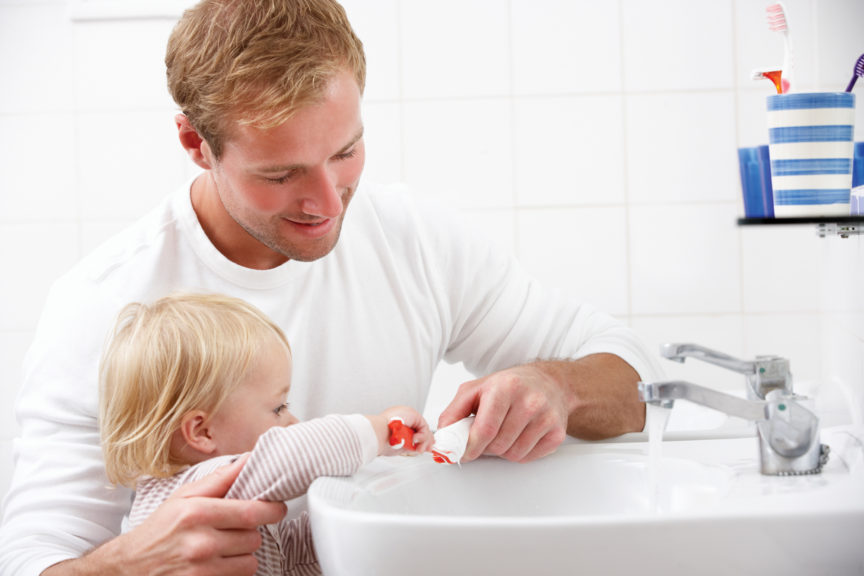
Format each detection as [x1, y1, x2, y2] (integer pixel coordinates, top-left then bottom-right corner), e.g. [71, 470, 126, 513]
[166, 0, 366, 158]
[99, 292, 291, 487]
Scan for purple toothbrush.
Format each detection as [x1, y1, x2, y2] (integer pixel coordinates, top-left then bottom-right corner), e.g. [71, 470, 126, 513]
[847, 53, 864, 92]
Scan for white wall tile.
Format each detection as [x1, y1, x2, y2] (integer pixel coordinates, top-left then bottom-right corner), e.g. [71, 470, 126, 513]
[736, 89, 772, 148]
[514, 95, 625, 207]
[400, 0, 510, 99]
[361, 101, 403, 185]
[340, 0, 401, 102]
[740, 225, 821, 313]
[621, 0, 735, 92]
[402, 99, 513, 209]
[819, 234, 864, 345]
[73, 19, 178, 111]
[814, 0, 864, 92]
[629, 203, 741, 315]
[819, 315, 864, 426]
[0, 113, 77, 222]
[510, 0, 621, 95]
[0, 4, 76, 113]
[0, 222, 79, 332]
[517, 207, 629, 316]
[743, 313, 821, 389]
[77, 108, 188, 220]
[630, 314, 745, 392]
[626, 92, 739, 204]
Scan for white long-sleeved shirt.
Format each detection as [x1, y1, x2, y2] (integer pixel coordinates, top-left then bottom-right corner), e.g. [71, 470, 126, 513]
[0, 180, 663, 576]
[128, 414, 378, 576]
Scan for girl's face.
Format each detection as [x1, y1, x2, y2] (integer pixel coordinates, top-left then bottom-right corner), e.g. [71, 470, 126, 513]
[207, 337, 297, 455]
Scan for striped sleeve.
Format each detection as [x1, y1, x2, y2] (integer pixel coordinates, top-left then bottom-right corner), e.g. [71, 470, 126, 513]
[225, 414, 377, 502]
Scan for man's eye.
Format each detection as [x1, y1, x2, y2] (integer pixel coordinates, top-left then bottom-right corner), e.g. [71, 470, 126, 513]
[265, 173, 295, 185]
[334, 148, 357, 161]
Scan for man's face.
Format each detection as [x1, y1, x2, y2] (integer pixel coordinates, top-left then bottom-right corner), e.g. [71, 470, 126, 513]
[204, 69, 365, 266]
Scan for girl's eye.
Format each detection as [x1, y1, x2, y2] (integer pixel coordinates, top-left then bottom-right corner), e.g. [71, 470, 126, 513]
[274, 402, 290, 416]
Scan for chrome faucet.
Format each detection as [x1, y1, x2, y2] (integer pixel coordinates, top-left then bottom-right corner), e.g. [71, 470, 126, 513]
[660, 343, 791, 400]
[640, 343, 829, 476]
[638, 381, 829, 475]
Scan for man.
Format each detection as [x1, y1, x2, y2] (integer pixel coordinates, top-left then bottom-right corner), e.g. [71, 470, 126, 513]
[0, 1, 661, 574]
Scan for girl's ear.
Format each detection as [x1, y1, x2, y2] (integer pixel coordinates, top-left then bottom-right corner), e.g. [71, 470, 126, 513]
[179, 410, 217, 455]
[175, 114, 216, 170]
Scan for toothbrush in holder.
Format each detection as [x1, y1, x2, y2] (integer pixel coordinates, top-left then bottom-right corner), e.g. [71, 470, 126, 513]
[766, 3, 793, 93]
[847, 53, 864, 92]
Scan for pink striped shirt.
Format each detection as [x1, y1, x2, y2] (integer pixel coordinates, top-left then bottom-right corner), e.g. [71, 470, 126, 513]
[126, 414, 377, 576]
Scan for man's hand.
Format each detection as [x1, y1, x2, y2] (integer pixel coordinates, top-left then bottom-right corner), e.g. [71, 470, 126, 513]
[43, 455, 286, 576]
[437, 363, 570, 463]
[437, 354, 644, 463]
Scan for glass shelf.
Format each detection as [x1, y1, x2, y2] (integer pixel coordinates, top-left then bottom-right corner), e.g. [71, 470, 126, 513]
[737, 216, 864, 238]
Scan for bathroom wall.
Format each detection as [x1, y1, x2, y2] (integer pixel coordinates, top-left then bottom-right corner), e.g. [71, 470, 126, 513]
[1, 0, 863, 508]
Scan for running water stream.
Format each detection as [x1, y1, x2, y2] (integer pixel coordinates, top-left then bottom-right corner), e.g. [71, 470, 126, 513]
[646, 403, 672, 512]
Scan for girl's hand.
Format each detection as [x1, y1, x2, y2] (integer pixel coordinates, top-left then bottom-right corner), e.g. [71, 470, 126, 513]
[368, 406, 433, 456]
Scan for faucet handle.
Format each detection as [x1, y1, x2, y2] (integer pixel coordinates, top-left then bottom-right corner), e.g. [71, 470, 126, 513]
[752, 356, 793, 398]
[660, 343, 792, 399]
[757, 390, 828, 475]
[760, 390, 818, 458]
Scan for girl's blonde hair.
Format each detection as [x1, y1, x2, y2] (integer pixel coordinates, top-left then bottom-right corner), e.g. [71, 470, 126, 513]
[165, 0, 366, 158]
[99, 292, 290, 487]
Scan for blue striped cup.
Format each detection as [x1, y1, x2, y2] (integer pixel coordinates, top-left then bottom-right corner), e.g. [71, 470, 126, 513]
[767, 92, 856, 217]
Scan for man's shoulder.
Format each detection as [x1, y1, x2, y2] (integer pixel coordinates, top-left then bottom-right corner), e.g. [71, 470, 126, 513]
[55, 190, 190, 301]
[354, 181, 455, 241]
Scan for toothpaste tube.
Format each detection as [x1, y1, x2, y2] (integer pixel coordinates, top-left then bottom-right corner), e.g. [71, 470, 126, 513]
[431, 416, 474, 465]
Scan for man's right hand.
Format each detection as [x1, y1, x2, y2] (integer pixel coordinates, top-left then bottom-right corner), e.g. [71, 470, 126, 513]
[42, 455, 287, 576]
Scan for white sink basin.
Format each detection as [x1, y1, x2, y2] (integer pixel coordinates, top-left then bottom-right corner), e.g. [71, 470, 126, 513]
[308, 427, 864, 576]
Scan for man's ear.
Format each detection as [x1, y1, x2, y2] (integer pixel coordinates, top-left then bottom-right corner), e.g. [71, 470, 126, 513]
[178, 410, 218, 455]
[175, 114, 216, 170]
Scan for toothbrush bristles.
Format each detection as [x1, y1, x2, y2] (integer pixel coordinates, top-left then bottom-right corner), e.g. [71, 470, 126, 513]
[766, 4, 787, 32]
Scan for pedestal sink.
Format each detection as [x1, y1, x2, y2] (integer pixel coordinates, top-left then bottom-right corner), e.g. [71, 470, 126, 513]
[308, 427, 864, 576]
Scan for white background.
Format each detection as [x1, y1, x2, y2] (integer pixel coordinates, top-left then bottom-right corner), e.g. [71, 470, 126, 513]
[2, 0, 864, 508]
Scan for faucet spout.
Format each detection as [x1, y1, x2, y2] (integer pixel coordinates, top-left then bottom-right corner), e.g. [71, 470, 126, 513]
[638, 381, 768, 421]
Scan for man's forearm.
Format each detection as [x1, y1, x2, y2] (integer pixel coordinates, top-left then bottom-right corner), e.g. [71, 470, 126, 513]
[41, 539, 122, 576]
[533, 353, 646, 440]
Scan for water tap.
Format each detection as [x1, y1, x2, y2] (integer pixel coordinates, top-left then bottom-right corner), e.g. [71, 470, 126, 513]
[640, 344, 829, 476]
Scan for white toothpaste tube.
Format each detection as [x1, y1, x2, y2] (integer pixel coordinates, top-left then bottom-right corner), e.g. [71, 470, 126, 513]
[431, 416, 474, 465]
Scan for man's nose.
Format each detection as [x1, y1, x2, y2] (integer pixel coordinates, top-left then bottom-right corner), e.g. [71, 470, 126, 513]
[299, 166, 343, 219]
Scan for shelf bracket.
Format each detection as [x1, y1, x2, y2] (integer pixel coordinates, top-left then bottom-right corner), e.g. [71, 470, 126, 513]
[817, 222, 862, 238]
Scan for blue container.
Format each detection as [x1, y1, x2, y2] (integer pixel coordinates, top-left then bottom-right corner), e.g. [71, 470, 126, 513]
[854, 141, 864, 188]
[738, 145, 774, 218]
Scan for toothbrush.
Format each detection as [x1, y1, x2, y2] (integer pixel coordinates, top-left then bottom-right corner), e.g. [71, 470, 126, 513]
[846, 53, 864, 92]
[751, 68, 784, 94]
[766, 3, 793, 93]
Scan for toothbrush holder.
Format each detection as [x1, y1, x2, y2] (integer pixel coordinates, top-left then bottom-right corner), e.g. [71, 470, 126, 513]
[766, 92, 856, 217]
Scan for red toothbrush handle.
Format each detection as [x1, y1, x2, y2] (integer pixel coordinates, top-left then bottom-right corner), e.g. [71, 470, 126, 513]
[387, 418, 416, 450]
